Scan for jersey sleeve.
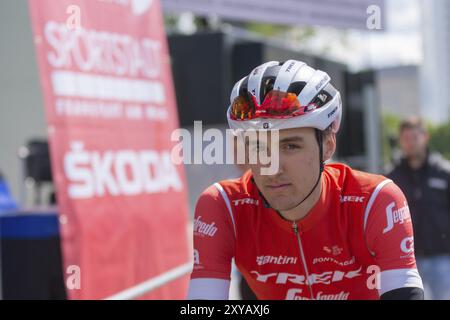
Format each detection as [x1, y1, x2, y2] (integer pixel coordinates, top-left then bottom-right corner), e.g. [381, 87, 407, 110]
[365, 181, 424, 296]
[187, 184, 235, 299]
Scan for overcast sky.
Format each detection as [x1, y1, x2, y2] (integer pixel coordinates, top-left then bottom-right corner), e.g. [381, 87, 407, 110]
[362, 0, 422, 68]
[175, 0, 424, 71]
[301, 0, 422, 71]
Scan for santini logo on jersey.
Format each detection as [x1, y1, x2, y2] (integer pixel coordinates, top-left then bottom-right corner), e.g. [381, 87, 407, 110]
[193, 216, 218, 237]
[383, 201, 411, 234]
[256, 255, 298, 266]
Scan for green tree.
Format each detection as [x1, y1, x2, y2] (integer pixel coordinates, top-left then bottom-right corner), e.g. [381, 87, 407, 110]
[381, 113, 402, 166]
[429, 121, 450, 160]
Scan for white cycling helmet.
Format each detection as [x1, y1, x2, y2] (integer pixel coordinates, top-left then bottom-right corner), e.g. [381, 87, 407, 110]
[227, 59, 342, 134]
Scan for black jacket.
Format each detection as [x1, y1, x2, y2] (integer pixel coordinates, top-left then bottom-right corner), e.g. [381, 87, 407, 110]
[388, 152, 450, 257]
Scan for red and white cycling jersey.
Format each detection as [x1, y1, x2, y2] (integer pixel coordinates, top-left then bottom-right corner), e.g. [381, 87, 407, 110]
[188, 163, 423, 300]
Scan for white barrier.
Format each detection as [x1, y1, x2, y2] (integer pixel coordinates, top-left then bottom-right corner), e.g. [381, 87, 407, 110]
[105, 261, 193, 300]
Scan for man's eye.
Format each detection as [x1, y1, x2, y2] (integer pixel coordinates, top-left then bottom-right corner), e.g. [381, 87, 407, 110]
[283, 144, 301, 150]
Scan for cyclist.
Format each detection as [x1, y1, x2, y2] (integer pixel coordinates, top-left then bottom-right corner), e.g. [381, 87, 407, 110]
[187, 60, 424, 300]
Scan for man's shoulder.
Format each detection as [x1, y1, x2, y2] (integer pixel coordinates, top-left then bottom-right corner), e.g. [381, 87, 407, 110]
[213, 170, 253, 195]
[428, 152, 450, 175]
[197, 171, 253, 204]
[325, 163, 390, 195]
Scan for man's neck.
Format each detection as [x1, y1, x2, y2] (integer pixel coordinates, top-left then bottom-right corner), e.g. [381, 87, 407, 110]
[278, 178, 323, 222]
[407, 151, 428, 170]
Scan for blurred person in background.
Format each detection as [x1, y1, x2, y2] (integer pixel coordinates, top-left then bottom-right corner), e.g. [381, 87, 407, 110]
[388, 117, 450, 300]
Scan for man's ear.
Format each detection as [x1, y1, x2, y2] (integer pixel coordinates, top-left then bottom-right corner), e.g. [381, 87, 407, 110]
[323, 133, 336, 162]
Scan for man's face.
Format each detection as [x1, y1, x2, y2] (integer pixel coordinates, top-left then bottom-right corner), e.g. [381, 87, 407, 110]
[399, 128, 429, 159]
[249, 127, 334, 212]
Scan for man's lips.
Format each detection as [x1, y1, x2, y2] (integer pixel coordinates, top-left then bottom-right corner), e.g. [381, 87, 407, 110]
[266, 183, 292, 190]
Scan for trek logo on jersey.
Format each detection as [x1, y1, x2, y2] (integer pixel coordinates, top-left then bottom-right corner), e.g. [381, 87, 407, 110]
[193, 216, 218, 237]
[340, 195, 365, 203]
[286, 288, 350, 300]
[383, 201, 411, 234]
[256, 255, 298, 266]
[400, 237, 415, 254]
[251, 267, 362, 285]
[233, 198, 259, 206]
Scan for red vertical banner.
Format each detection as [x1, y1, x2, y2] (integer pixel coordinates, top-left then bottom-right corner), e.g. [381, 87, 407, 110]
[28, 0, 190, 299]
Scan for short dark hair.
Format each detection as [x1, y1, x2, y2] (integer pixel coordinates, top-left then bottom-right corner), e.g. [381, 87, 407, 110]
[399, 116, 427, 134]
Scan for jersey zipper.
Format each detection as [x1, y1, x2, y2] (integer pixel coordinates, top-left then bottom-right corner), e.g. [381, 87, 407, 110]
[292, 221, 314, 300]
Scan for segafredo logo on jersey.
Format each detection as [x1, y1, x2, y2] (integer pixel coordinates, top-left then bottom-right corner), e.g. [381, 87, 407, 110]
[64, 141, 182, 199]
[383, 201, 411, 234]
[286, 288, 350, 300]
[193, 216, 218, 237]
[256, 255, 298, 266]
[233, 198, 259, 206]
[251, 267, 362, 285]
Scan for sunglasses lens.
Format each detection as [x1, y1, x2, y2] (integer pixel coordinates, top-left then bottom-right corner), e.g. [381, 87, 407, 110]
[231, 93, 256, 120]
[258, 91, 304, 118]
[231, 91, 305, 120]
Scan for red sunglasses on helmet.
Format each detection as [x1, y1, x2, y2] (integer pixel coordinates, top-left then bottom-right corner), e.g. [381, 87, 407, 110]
[230, 90, 307, 121]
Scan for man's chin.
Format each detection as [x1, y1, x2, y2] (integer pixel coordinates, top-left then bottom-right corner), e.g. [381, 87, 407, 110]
[266, 199, 299, 212]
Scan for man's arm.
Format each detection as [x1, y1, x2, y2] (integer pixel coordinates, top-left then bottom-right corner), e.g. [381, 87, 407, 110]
[187, 184, 235, 300]
[380, 287, 424, 300]
[365, 180, 424, 300]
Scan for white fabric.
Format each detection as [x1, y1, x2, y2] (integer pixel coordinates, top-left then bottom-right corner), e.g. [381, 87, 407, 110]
[187, 278, 230, 300]
[380, 268, 424, 296]
[214, 183, 236, 238]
